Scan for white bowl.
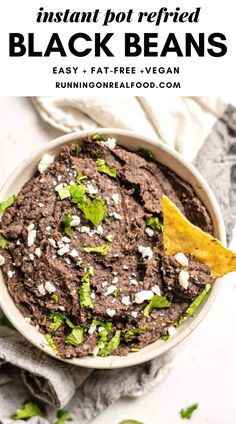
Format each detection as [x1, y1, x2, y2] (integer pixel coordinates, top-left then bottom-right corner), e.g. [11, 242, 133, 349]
[0, 129, 226, 369]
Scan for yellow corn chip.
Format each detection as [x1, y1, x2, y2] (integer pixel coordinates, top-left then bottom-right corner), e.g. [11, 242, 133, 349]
[162, 195, 236, 278]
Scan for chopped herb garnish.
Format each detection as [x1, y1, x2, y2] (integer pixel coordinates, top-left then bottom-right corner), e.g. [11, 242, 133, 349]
[62, 210, 73, 235]
[113, 288, 119, 297]
[11, 401, 45, 420]
[50, 311, 75, 331]
[186, 284, 211, 317]
[76, 259, 82, 268]
[92, 320, 112, 355]
[56, 185, 71, 200]
[124, 324, 148, 339]
[0, 194, 16, 214]
[75, 171, 87, 183]
[161, 334, 169, 341]
[106, 234, 113, 242]
[52, 294, 59, 304]
[83, 243, 110, 255]
[55, 409, 73, 424]
[44, 333, 57, 353]
[99, 330, 121, 357]
[66, 326, 84, 346]
[180, 403, 198, 419]
[137, 148, 154, 161]
[92, 133, 104, 141]
[143, 295, 171, 317]
[119, 420, 144, 424]
[74, 143, 81, 157]
[79, 266, 94, 309]
[69, 183, 87, 204]
[147, 216, 163, 232]
[0, 234, 9, 249]
[174, 315, 186, 328]
[130, 347, 141, 352]
[78, 197, 107, 227]
[96, 158, 117, 178]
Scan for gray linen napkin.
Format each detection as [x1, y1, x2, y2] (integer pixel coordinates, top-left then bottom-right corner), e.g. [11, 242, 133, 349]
[1, 104, 236, 423]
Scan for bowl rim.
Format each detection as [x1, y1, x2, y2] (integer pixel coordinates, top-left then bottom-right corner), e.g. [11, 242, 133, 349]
[0, 128, 226, 369]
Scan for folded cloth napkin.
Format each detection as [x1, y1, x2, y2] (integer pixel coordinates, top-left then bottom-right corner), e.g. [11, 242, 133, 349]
[1, 96, 236, 424]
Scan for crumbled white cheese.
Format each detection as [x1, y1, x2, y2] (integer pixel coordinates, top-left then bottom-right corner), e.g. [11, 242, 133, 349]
[27, 224, 36, 247]
[145, 228, 154, 237]
[122, 264, 129, 270]
[121, 296, 131, 306]
[38, 284, 46, 295]
[168, 326, 177, 336]
[130, 279, 138, 286]
[152, 285, 161, 296]
[45, 281, 56, 294]
[93, 346, 99, 356]
[29, 254, 35, 261]
[70, 249, 79, 258]
[57, 240, 65, 249]
[131, 311, 138, 319]
[24, 317, 31, 323]
[96, 225, 104, 235]
[102, 138, 117, 149]
[70, 216, 81, 227]
[135, 290, 154, 304]
[38, 203, 44, 208]
[35, 324, 40, 331]
[7, 270, 14, 279]
[61, 236, 71, 244]
[58, 244, 70, 256]
[38, 153, 54, 173]
[138, 246, 153, 260]
[88, 323, 96, 335]
[111, 193, 120, 204]
[80, 226, 92, 235]
[106, 308, 116, 318]
[64, 258, 71, 265]
[16, 240, 21, 246]
[87, 184, 98, 195]
[102, 281, 108, 287]
[174, 252, 189, 268]
[112, 212, 122, 221]
[112, 276, 119, 285]
[35, 247, 41, 258]
[104, 285, 117, 296]
[46, 226, 51, 231]
[178, 270, 189, 290]
[113, 271, 118, 276]
[48, 238, 57, 248]
[59, 306, 65, 311]
[90, 292, 96, 300]
[105, 197, 110, 205]
[0, 255, 5, 266]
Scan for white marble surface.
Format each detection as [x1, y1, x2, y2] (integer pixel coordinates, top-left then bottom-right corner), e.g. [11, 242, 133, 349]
[0, 97, 236, 424]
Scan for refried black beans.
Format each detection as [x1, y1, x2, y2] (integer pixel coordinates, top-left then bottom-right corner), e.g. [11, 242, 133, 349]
[0, 137, 213, 358]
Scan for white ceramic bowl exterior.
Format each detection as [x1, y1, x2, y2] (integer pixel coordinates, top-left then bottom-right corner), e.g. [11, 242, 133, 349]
[0, 129, 226, 368]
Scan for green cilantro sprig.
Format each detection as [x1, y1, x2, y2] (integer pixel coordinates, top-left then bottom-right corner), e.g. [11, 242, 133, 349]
[55, 409, 73, 424]
[180, 403, 198, 419]
[79, 266, 94, 309]
[143, 295, 171, 317]
[0, 194, 16, 213]
[147, 216, 163, 232]
[66, 327, 84, 346]
[0, 234, 9, 249]
[11, 401, 45, 420]
[83, 243, 111, 255]
[96, 158, 117, 178]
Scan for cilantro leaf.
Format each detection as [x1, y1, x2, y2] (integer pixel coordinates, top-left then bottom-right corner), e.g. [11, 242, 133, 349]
[119, 420, 144, 424]
[147, 216, 163, 232]
[11, 401, 45, 420]
[186, 284, 211, 317]
[56, 184, 71, 200]
[137, 148, 154, 161]
[75, 171, 87, 183]
[143, 295, 171, 317]
[44, 333, 57, 353]
[62, 210, 73, 235]
[161, 334, 169, 341]
[180, 403, 198, 419]
[79, 266, 94, 309]
[78, 197, 107, 227]
[124, 324, 148, 339]
[52, 294, 59, 304]
[0, 194, 16, 214]
[92, 320, 112, 355]
[83, 243, 111, 255]
[174, 315, 186, 328]
[74, 143, 81, 157]
[96, 158, 117, 178]
[92, 133, 104, 141]
[99, 330, 121, 357]
[55, 409, 73, 424]
[106, 234, 113, 242]
[66, 326, 84, 346]
[0, 234, 9, 249]
[50, 311, 75, 331]
[69, 183, 87, 204]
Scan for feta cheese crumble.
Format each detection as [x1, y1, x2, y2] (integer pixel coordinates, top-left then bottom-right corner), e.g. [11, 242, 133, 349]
[131, 311, 138, 319]
[88, 323, 96, 335]
[7, 270, 14, 279]
[48, 238, 57, 248]
[106, 308, 116, 318]
[45, 281, 56, 294]
[27, 224, 36, 247]
[135, 290, 154, 304]
[38, 284, 46, 296]
[168, 326, 176, 336]
[70, 249, 79, 258]
[70, 215, 81, 227]
[178, 270, 190, 289]
[87, 184, 98, 195]
[111, 193, 120, 204]
[145, 228, 154, 237]
[121, 296, 131, 306]
[102, 138, 116, 149]
[35, 247, 42, 258]
[38, 153, 54, 174]
[104, 285, 117, 296]
[0, 255, 5, 266]
[58, 244, 70, 256]
[151, 285, 161, 296]
[138, 246, 153, 260]
[174, 252, 189, 268]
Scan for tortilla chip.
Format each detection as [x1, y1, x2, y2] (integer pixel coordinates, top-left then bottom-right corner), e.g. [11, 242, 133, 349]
[162, 195, 236, 278]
